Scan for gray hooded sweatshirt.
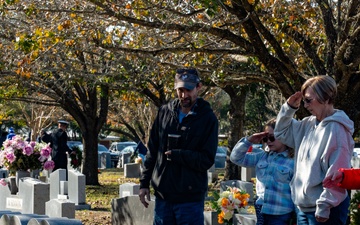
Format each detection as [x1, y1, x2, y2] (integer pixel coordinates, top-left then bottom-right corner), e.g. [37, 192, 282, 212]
[274, 103, 354, 219]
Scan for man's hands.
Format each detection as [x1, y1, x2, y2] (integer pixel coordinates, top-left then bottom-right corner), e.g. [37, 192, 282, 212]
[139, 188, 151, 208]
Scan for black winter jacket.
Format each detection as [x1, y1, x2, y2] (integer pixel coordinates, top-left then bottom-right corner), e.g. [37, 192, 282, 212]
[140, 98, 218, 203]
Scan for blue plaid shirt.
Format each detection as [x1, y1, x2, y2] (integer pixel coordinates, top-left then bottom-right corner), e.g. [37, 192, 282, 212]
[230, 137, 295, 215]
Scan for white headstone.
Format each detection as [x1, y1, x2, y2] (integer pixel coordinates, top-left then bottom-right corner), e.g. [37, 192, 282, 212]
[49, 169, 66, 200]
[45, 199, 76, 219]
[67, 170, 90, 210]
[119, 183, 140, 198]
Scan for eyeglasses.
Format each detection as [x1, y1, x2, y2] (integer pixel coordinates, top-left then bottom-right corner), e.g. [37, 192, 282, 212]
[302, 98, 314, 104]
[263, 135, 275, 142]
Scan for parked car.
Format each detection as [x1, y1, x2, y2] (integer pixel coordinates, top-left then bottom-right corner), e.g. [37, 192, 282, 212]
[109, 141, 137, 152]
[215, 146, 227, 168]
[77, 144, 118, 168]
[109, 141, 137, 167]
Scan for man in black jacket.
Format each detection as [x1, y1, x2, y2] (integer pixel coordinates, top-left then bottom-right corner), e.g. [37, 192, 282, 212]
[139, 68, 219, 224]
[51, 120, 72, 172]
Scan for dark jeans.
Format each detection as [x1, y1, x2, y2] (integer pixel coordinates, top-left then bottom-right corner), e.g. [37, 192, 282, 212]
[255, 202, 264, 225]
[263, 212, 294, 225]
[296, 195, 350, 225]
[153, 198, 204, 225]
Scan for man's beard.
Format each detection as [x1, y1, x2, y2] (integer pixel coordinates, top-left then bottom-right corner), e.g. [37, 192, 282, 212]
[180, 98, 193, 108]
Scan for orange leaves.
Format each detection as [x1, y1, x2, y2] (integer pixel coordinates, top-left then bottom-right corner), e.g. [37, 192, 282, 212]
[15, 67, 31, 78]
[58, 20, 72, 31]
[65, 40, 75, 46]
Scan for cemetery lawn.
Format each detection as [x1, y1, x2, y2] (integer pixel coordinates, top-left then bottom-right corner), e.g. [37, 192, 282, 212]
[76, 168, 228, 225]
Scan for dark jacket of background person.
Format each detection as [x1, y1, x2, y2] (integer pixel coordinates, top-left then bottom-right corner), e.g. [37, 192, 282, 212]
[140, 98, 218, 203]
[38, 130, 52, 144]
[51, 127, 71, 170]
[135, 141, 148, 156]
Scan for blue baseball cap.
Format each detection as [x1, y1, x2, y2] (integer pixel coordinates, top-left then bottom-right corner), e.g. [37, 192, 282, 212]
[174, 68, 200, 90]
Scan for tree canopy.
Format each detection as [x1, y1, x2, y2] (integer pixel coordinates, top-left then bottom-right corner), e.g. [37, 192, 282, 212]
[0, 0, 359, 182]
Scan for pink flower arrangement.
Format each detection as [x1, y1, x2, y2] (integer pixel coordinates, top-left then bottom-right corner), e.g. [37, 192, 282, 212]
[0, 135, 55, 174]
[0, 178, 7, 186]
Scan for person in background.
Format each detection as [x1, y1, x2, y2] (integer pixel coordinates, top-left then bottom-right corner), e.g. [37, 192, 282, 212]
[138, 68, 219, 225]
[274, 75, 354, 224]
[25, 131, 32, 142]
[51, 120, 72, 172]
[323, 168, 360, 189]
[230, 118, 295, 225]
[133, 137, 148, 163]
[6, 127, 16, 140]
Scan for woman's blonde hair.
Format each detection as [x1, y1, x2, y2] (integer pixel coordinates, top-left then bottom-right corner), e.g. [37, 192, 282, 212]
[301, 75, 337, 104]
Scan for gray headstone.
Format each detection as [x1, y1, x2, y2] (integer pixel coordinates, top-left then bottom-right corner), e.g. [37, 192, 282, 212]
[119, 183, 140, 198]
[18, 178, 50, 214]
[99, 152, 111, 169]
[124, 163, 141, 178]
[49, 169, 66, 200]
[28, 217, 83, 225]
[45, 199, 75, 219]
[111, 195, 155, 225]
[220, 180, 254, 204]
[121, 153, 132, 168]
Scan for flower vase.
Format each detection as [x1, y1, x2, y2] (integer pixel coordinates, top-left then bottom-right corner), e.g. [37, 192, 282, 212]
[8, 176, 18, 195]
[16, 170, 30, 187]
[30, 169, 40, 179]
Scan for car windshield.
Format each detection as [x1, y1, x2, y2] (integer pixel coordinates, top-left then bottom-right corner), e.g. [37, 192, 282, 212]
[98, 145, 109, 152]
[117, 143, 136, 151]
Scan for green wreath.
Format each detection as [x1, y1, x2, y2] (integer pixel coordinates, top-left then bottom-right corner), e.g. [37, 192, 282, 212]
[69, 145, 83, 170]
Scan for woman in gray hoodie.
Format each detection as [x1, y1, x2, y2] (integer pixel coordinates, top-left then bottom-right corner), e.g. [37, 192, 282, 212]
[274, 75, 354, 225]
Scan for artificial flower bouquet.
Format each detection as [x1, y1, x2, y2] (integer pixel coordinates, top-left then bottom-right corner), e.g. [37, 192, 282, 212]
[211, 186, 250, 225]
[0, 135, 55, 175]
